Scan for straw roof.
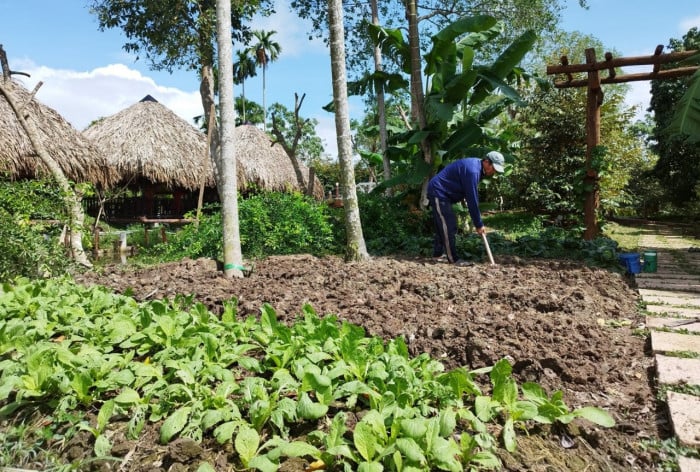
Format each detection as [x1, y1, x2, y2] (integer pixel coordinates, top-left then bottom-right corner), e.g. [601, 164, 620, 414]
[235, 124, 325, 200]
[0, 79, 117, 186]
[83, 95, 212, 191]
[84, 96, 324, 198]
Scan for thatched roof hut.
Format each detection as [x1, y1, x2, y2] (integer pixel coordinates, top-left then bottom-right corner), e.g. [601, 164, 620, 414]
[235, 124, 324, 200]
[83, 95, 212, 191]
[84, 95, 324, 199]
[0, 79, 117, 187]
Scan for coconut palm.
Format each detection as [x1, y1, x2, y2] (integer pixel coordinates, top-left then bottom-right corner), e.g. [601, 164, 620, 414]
[250, 30, 281, 131]
[233, 49, 257, 124]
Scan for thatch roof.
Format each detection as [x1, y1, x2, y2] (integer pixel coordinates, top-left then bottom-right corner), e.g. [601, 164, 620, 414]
[83, 95, 212, 191]
[235, 124, 325, 200]
[0, 79, 117, 186]
[84, 96, 324, 198]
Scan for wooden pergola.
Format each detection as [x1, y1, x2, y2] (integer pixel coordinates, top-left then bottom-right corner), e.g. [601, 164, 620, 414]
[546, 45, 699, 239]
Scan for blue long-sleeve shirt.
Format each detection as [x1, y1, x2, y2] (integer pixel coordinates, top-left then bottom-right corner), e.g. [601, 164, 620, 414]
[427, 158, 484, 229]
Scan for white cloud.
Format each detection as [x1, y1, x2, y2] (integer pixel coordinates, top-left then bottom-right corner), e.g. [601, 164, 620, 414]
[625, 81, 651, 121]
[13, 61, 202, 130]
[250, 0, 326, 57]
[9, 57, 345, 159]
[680, 14, 700, 33]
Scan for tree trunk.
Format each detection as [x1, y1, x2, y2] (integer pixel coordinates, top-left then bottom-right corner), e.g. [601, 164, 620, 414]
[371, 0, 391, 194]
[328, 0, 369, 262]
[200, 65, 222, 195]
[262, 65, 267, 132]
[0, 80, 91, 267]
[404, 0, 433, 208]
[270, 93, 309, 195]
[216, 0, 244, 277]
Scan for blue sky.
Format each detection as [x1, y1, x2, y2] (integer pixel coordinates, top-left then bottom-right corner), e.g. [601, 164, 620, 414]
[2, 0, 699, 158]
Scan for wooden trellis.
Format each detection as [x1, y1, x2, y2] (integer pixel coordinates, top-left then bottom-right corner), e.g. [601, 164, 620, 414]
[546, 45, 699, 240]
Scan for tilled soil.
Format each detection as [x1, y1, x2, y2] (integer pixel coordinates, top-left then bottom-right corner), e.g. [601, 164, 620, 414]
[72, 254, 667, 471]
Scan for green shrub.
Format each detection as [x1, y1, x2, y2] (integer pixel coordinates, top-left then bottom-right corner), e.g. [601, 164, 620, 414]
[0, 179, 71, 279]
[146, 192, 339, 262]
[240, 192, 338, 257]
[0, 209, 69, 279]
[356, 192, 433, 256]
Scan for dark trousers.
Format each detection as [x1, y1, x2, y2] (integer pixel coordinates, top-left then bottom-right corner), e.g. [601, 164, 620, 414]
[429, 196, 458, 263]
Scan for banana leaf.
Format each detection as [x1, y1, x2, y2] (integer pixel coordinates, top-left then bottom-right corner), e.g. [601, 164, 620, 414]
[665, 65, 700, 143]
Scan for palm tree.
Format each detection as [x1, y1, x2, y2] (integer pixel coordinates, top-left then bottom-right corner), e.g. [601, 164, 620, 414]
[233, 49, 257, 124]
[250, 30, 281, 131]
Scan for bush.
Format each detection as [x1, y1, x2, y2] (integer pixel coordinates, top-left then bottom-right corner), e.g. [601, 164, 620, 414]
[240, 192, 338, 257]
[146, 192, 339, 262]
[0, 180, 71, 279]
[356, 192, 433, 256]
[0, 210, 70, 279]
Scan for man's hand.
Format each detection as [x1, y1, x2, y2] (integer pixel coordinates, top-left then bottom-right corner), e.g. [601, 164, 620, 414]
[475, 226, 486, 235]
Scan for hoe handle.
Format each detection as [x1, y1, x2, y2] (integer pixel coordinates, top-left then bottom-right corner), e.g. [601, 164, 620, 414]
[481, 232, 495, 265]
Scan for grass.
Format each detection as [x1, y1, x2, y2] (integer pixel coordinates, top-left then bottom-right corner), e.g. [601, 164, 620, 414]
[601, 221, 643, 252]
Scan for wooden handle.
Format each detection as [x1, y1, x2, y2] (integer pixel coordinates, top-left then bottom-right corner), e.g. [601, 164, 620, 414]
[481, 233, 495, 265]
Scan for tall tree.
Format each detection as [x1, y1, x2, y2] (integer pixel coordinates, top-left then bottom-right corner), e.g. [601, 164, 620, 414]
[89, 0, 271, 276]
[369, 0, 390, 190]
[216, 0, 244, 277]
[328, 0, 369, 261]
[250, 30, 281, 132]
[268, 100, 326, 163]
[233, 49, 257, 123]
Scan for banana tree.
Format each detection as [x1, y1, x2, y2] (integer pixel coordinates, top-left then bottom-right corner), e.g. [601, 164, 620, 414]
[362, 15, 537, 199]
[665, 51, 700, 143]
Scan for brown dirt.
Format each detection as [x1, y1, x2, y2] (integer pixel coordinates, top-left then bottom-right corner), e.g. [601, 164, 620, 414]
[71, 254, 667, 471]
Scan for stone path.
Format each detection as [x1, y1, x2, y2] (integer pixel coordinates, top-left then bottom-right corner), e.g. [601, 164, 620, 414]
[634, 222, 700, 471]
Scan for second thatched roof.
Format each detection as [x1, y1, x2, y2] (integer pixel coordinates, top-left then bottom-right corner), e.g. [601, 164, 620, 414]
[234, 124, 324, 200]
[0, 79, 117, 187]
[84, 95, 324, 198]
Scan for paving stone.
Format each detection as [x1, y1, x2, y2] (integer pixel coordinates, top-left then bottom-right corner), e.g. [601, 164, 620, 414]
[640, 291, 700, 308]
[678, 456, 700, 472]
[640, 289, 700, 299]
[651, 331, 700, 354]
[667, 391, 700, 447]
[642, 296, 700, 307]
[647, 317, 700, 333]
[637, 273, 700, 281]
[637, 280, 700, 293]
[655, 355, 700, 385]
[646, 305, 700, 317]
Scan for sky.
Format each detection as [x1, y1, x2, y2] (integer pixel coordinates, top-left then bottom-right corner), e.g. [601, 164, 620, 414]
[2, 1, 700, 159]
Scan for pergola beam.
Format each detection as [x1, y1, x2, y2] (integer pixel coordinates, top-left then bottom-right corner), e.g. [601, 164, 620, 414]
[546, 48, 697, 75]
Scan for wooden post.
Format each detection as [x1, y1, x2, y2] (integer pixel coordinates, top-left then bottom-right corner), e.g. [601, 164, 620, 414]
[546, 46, 699, 240]
[93, 225, 100, 257]
[584, 48, 602, 240]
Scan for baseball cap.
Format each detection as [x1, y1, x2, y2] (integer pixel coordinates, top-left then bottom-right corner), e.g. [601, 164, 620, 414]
[486, 151, 505, 173]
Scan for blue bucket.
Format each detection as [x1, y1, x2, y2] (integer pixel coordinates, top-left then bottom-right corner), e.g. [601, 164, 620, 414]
[618, 253, 641, 274]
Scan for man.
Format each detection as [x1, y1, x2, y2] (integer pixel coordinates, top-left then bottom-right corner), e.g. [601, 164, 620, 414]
[427, 151, 505, 265]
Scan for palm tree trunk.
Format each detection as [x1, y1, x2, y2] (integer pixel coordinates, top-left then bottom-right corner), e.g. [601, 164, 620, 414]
[241, 80, 246, 123]
[262, 66, 267, 131]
